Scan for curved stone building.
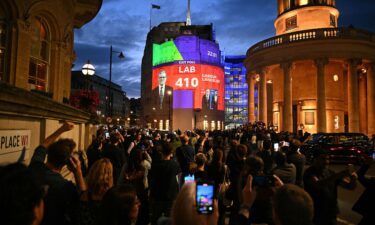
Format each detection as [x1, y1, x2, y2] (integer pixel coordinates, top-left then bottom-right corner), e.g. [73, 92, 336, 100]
[245, 0, 375, 136]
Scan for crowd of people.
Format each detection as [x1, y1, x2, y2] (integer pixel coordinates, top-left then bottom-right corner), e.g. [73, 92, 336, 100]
[0, 121, 374, 225]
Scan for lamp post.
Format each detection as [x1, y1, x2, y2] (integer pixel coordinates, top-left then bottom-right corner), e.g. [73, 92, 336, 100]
[167, 90, 172, 131]
[107, 45, 124, 119]
[81, 60, 95, 89]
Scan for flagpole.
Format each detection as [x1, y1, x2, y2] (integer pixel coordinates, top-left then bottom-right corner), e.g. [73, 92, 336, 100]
[150, 4, 152, 30]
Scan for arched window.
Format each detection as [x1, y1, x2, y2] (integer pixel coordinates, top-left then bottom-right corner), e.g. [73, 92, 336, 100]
[0, 21, 6, 82]
[28, 18, 50, 91]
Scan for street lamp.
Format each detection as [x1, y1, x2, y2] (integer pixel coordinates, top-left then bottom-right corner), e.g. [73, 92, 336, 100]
[81, 60, 95, 89]
[107, 45, 125, 118]
[167, 90, 172, 131]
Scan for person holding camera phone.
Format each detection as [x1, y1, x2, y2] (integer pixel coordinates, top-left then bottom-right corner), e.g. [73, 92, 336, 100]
[29, 121, 88, 225]
[303, 148, 357, 225]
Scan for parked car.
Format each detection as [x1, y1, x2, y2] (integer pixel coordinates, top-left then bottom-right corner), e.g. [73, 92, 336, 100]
[300, 133, 374, 164]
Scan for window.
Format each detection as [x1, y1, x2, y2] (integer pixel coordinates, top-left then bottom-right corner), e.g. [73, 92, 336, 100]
[0, 22, 5, 81]
[286, 15, 297, 31]
[305, 112, 315, 125]
[29, 18, 50, 91]
[330, 14, 336, 27]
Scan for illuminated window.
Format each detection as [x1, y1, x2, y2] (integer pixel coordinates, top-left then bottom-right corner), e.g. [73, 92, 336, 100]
[334, 115, 339, 129]
[203, 120, 208, 130]
[166, 119, 169, 130]
[211, 121, 215, 131]
[159, 120, 163, 130]
[0, 22, 5, 81]
[286, 15, 297, 31]
[299, 0, 308, 5]
[217, 121, 221, 130]
[29, 18, 49, 91]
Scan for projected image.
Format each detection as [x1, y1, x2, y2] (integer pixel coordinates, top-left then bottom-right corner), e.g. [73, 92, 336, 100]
[151, 35, 224, 116]
[151, 64, 224, 111]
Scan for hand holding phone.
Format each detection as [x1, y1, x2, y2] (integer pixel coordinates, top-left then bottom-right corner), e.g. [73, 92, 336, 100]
[196, 182, 214, 214]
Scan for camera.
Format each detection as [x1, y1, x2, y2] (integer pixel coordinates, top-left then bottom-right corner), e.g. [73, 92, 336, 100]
[196, 181, 214, 214]
[252, 175, 275, 187]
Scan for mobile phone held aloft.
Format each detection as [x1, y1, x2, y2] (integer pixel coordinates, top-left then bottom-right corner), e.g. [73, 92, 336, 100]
[252, 175, 275, 187]
[196, 182, 214, 214]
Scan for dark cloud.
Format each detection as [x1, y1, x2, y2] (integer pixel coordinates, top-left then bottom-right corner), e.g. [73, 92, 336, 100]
[74, 0, 375, 98]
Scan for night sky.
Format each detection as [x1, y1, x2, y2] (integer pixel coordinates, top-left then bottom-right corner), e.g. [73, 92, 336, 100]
[73, 0, 375, 98]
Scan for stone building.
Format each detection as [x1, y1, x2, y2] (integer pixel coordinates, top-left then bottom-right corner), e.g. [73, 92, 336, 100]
[245, 0, 375, 135]
[0, 0, 102, 164]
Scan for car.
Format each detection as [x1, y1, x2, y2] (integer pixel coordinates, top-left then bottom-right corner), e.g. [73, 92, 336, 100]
[300, 133, 374, 164]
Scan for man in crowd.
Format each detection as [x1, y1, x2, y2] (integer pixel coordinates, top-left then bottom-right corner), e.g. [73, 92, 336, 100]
[29, 121, 87, 225]
[303, 149, 357, 225]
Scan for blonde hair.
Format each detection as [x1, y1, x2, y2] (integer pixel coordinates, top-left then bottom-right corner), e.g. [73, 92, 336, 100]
[86, 158, 113, 200]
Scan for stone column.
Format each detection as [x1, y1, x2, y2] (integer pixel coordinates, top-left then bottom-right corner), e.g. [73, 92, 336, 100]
[248, 73, 256, 123]
[258, 69, 268, 125]
[315, 58, 328, 132]
[281, 62, 293, 132]
[367, 63, 375, 136]
[358, 73, 367, 134]
[347, 59, 361, 132]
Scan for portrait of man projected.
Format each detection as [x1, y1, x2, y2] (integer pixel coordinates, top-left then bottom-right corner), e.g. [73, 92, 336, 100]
[151, 35, 224, 112]
[152, 70, 173, 110]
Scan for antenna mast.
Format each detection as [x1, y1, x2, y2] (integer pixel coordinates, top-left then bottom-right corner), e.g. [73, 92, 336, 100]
[186, 0, 191, 25]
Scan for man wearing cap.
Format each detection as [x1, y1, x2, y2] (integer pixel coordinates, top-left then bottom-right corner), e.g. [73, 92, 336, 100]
[303, 148, 357, 225]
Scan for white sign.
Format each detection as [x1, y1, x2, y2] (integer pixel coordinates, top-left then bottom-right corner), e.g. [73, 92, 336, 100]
[0, 130, 31, 156]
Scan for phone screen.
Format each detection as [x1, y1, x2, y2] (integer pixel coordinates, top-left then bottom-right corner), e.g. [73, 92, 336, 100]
[105, 132, 110, 139]
[184, 175, 195, 183]
[252, 175, 275, 187]
[372, 152, 375, 159]
[274, 143, 279, 152]
[196, 182, 214, 214]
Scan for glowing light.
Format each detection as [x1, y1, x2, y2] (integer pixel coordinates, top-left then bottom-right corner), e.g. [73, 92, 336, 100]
[333, 74, 339, 82]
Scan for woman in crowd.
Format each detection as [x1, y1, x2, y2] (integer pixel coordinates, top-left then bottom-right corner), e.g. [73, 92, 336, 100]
[206, 148, 226, 225]
[79, 158, 113, 225]
[97, 184, 141, 225]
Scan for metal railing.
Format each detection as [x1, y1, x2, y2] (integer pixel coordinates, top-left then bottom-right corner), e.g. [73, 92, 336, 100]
[248, 27, 375, 55]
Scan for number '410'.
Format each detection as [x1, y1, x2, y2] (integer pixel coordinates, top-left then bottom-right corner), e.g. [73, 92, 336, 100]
[175, 77, 199, 88]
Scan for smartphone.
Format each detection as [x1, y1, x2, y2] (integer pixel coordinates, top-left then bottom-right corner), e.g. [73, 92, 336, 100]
[372, 152, 375, 159]
[105, 132, 110, 139]
[196, 182, 214, 214]
[252, 175, 275, 187]
[283, 142, 290, 147]
[274, 143, 279, 152]
[184, 174, 195, 183]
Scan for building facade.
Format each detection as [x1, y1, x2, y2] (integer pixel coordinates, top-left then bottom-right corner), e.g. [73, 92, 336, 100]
[245, 0, 375, 136]
[0, 0, 102, 164]
[141, 22, 225, 131]
[224, 56, 249, 129]
[71, 71, 130, 125]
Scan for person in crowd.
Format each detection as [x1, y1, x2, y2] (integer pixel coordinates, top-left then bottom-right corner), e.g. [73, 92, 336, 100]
[303, 148, 357, 225]
[28, 121, 87, 225]
[97, 184, 141, 225]
[0, 163, 46, 225]
[194, 152, 208, 182]
[79, 158, 113, 225]
[149, 142, 181, 225]
[235, 156, 274, 225]
[86, 136, 104, 170]
[124, 143, 152, 225]
[352, 157, 374, 225]
[102, 132, 126, 184]
[127, 133, 142, 156]
[176, 135, 195, 181]
[233, 175, 314, 225]
[256, 140, 273, 174]
[206, 148, 226, 225]
[227, 144, 248, 224]
[286, 141, 306, 187]
[272, 150, 296, 184]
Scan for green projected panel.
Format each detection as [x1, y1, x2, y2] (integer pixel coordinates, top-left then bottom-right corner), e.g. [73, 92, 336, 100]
[152, 41, 183, 66]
